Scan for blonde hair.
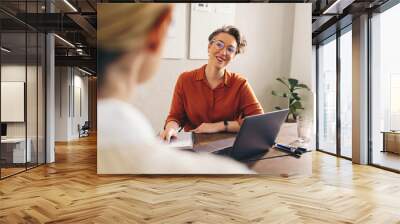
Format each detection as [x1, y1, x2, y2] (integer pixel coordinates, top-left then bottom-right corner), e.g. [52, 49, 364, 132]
[97, 3, 171, 51]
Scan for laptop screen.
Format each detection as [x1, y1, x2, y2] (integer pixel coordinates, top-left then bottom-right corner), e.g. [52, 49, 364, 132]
[232, 109, 289, 161]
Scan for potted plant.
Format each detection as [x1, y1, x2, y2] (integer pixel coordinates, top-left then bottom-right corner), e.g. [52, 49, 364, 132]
[272, 77, 311, 142]
[271, 78, 310, 123]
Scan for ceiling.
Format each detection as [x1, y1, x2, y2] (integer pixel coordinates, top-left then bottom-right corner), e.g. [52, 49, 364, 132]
[0, 0, 96, 74]
[311, 0, 391, 44]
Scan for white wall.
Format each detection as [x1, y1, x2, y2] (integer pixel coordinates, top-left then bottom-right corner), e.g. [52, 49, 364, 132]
[289, 4, 312, 117]
[288, 4, 314, 145]
[1, 64, 46, 163]
[134, 3, 302, 132]
[1, 65, 39, 138]
[55, 67, 89, 141]
[1, 65, 26, 138]
[55, 66, 69, 141]
[72, 73, 89, 138]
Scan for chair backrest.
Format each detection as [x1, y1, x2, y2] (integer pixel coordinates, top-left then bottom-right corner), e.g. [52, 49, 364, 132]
[82, 121, 90, 129]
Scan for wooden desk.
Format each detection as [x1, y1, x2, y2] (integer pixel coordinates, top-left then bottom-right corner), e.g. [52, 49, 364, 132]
[194, 123, 312, 176]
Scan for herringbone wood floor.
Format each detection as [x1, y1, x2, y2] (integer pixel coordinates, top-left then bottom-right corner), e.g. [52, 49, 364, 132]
[1, 135, 400, 223]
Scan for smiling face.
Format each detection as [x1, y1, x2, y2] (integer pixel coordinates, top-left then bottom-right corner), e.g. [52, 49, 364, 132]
[207, 32, 237, 70]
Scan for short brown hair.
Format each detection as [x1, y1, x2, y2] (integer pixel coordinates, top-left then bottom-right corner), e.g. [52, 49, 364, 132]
[208, 25, 247, 54]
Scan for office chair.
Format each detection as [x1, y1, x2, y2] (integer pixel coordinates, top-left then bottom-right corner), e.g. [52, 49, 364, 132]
[79, 121, 90, 138]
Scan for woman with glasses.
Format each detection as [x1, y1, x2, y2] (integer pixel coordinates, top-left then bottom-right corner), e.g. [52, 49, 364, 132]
[160, 26, 264, 142]
[97, 4, 252, 174]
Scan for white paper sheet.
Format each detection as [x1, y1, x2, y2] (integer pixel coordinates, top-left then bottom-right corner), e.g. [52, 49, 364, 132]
[165, 132, 193, 150]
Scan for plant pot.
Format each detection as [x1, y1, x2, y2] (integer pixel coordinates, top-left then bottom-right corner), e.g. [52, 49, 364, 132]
[285, 117, 297, 123]
[286, 119, 297, 123]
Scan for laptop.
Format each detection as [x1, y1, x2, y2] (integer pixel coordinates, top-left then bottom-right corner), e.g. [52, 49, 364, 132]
[193, 109, 289, 162]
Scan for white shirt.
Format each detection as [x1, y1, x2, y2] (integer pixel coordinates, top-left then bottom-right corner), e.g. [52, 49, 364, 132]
[97, 98, 253, 174]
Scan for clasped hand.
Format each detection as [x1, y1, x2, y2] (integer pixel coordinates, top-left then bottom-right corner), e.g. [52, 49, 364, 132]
[192, 122, 223, 133]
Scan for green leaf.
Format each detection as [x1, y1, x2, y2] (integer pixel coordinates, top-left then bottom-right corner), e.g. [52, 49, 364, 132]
[276, 78, 290, 89]
[290, 93, 300, 101]
[271, 90, 288, 98]
[274, 77, 309, 113]
[290, 101, 303, 109]
[294, 84, 311, 91]
[288, 78, 299, 89]
[289, 107, 296, 117]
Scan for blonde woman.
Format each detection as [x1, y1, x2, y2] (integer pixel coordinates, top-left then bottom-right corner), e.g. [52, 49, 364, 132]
[97, 4, 253, 174]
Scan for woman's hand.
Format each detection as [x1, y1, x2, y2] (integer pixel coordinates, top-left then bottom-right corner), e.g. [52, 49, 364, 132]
[160, 121, 180, 142]
[192, 122, 224, 134]
[159, 127, 178, 143]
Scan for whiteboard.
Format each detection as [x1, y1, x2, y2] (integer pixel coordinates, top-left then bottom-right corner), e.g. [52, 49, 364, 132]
[161, 3, 186, 59]
[1, 82, 25, 122]
[189, 3, 236, 59]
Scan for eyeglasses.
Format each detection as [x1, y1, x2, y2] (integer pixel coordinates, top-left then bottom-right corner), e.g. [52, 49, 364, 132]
[210, 40, 237, 55]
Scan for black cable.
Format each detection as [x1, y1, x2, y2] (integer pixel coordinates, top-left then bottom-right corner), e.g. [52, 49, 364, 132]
[242, 154, 291, 162]
[242, 150, 312, 163]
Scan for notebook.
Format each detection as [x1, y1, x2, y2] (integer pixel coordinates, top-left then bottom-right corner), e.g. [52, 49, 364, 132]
[165, 132, 193, 150]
